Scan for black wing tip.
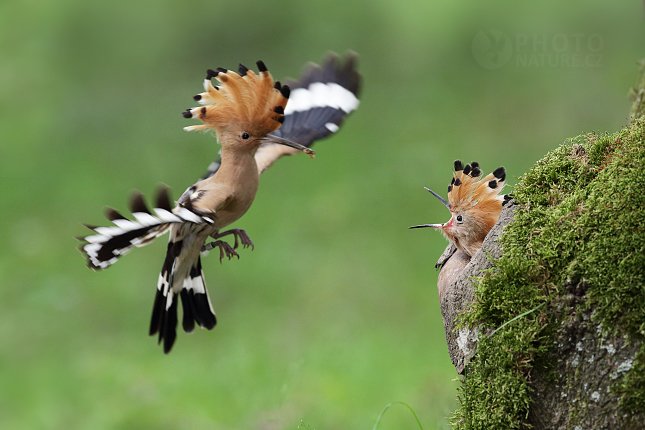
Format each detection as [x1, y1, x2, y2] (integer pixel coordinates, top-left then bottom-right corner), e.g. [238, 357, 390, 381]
[454, 159, 463, 172]
[322, 51, 361, 96]
[155, 184, 173, 211]
[105, 207, 126, 222]
[287, 51, 360, 96]
[129, 191, 151, 214]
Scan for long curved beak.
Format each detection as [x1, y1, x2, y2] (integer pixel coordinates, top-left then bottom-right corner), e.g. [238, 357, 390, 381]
[424, 187, 450, 209]
[262, 134, 316, 158]
[409, 223, 444, 229]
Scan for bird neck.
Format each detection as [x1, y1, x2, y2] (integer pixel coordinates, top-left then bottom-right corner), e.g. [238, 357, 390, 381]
[214, 144, 259, 187]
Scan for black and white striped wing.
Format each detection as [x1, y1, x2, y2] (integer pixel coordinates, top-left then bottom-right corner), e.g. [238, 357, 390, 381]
[79, 186, 213, 270]
[200, 51, 361, 179]
[272, 51, 360, 145]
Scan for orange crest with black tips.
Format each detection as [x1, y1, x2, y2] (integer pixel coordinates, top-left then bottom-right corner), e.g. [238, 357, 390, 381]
[183, 61, 289, 137]
[411, 160, 509, 257]
[448, 160, 506, 222]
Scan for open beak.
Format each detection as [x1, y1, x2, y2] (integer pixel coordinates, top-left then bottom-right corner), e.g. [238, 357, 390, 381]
[262, 134, 316, 159]
[424, 187, 450, 209]
[408, 187, 451, 230]
[409, 223, 444, 229]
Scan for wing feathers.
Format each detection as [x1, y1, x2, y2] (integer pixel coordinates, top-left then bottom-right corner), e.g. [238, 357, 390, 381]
[79, 188, 212, 270]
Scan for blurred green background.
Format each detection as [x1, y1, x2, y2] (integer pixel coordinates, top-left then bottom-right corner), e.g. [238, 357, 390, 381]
[1, 0, 643, 428]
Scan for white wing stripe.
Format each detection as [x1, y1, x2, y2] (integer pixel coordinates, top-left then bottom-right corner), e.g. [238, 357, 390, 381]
[325, 122, 340, 132]
[132, 212, 159, 226]
[176, 207, 203, 223]
[112, 219, 141, 231]
[155, 208, 182, 223]
[285, 82, 359, 114]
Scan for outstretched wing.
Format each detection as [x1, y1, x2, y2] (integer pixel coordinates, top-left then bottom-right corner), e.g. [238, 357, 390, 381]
[78, 186, 213, 270]
[200, 51, 361, 179]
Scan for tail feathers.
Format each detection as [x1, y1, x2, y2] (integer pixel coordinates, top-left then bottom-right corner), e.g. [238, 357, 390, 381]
[149, 239, 179, 343]
[79, 186, 213, 270]
[180, 257, 217, 332]
[157, 291, 178, 354]
[150, 249, 216, 354]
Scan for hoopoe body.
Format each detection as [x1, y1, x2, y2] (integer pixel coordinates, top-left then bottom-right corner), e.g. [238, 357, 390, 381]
[410, 160, 510, 256]
[79, 53, 361, 353]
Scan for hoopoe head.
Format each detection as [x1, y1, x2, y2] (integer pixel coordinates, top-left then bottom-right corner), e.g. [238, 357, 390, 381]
[183, 61, 314, 156]
[410, 160, 507, 257]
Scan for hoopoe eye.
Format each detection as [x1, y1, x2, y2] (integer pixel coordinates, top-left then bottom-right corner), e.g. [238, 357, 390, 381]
[241, 132, 250, 140]
[456, 215, 463, 223]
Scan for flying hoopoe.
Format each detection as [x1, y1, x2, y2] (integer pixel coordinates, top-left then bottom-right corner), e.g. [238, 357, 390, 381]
[410, 160, 510, 257]
[79, 53, 361, 353]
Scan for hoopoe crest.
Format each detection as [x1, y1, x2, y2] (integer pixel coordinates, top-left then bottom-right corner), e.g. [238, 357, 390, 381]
[183, 62, 314, 157]
[410, 160, 509, 257]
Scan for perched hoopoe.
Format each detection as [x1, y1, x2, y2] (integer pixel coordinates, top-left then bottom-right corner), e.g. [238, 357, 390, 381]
[410, 160, 510, 257]
[79, 53, 361, 353]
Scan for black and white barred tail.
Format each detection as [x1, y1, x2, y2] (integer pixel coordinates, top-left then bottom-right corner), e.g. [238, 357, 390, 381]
[200, 52, 361, 180]
[150, 248, 216, 354]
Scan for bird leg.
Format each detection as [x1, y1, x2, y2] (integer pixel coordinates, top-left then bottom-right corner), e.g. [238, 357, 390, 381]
[202, 240, 239, 262]
[211, 228, 254, 250]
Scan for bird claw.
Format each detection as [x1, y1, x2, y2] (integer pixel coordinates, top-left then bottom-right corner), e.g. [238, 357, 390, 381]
[234, 229, 254, 250]
[201, 240, 240, 262]
[214, 228, 254, 250]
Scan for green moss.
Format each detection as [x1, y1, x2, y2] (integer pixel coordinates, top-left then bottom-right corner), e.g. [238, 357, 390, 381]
[451, 120, 645, 429]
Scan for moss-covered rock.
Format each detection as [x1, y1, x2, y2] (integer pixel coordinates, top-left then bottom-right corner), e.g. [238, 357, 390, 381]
[450, 119, 645, 429]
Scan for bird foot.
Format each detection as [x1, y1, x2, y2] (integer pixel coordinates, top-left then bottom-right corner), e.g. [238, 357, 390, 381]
[213, 228, 254, 250]
[202, 240, 239, 262]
